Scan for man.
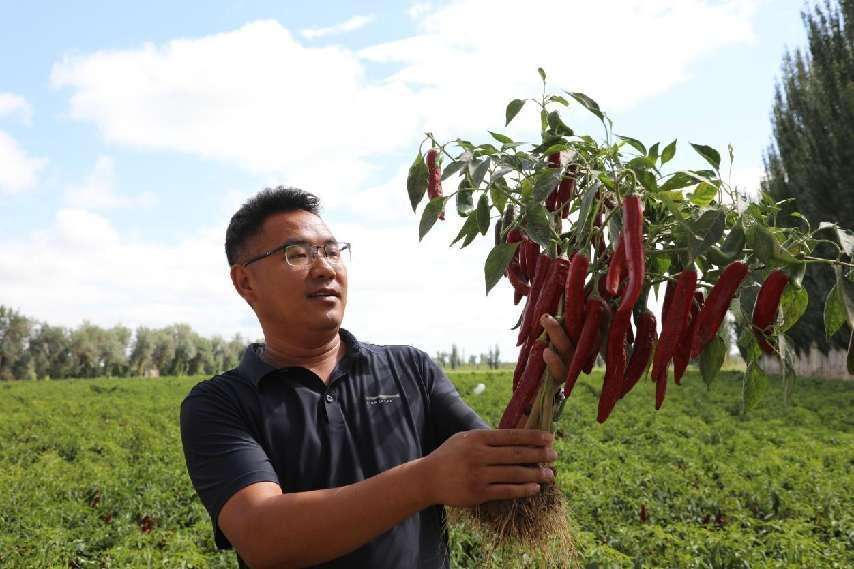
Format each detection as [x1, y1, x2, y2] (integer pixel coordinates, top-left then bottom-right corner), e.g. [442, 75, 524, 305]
[180, 187, 563, 568]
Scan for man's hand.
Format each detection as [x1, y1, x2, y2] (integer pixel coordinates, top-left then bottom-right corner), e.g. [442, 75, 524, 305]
[419, 429, 557, 507]
[540, 313, 574, 382]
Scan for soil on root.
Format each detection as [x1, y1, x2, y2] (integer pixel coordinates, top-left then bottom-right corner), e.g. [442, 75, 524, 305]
[449, 483, 576, 568]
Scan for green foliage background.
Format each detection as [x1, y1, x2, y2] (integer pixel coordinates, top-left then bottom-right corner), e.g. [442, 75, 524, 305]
[0, 371, 852, 568]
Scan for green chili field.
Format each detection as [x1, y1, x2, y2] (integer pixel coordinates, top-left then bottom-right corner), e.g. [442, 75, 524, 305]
[1, 369, 852, 568]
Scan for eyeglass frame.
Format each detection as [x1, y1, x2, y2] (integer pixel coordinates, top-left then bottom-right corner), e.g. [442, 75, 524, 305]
[241, 239, 351, 268]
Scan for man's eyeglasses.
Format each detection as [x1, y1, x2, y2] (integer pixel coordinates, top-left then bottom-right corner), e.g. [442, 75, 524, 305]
[242, 241, 351, 268]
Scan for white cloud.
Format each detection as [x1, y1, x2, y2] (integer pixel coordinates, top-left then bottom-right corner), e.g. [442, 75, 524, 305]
[407, 2, 432, 19]
[0, 209, 260, 341]
[0, 92, 32, 124]
[50, 2, 759, 192]
[300, 15, 375, 39]
[0, 130, 46, 194]
[51, 20, 418, 187]
[64, 155, 156, 209]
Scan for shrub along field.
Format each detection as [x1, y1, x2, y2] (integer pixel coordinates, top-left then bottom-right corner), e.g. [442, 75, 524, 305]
[0, 369, 851, 568]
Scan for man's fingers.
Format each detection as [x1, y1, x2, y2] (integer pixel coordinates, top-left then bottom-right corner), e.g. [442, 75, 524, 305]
[480, 428, 553, 447]
[543, 347, 567, 384]
[540, 314, 574, 360]
[484, 483, 542, 502]
[484, 465, 555, 484]
[484, 445, 558, 465]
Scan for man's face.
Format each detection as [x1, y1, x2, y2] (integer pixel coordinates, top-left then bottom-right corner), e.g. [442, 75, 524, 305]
[234, 210, 348, 335]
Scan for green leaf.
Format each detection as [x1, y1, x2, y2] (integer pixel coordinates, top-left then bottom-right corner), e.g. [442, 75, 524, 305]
[690, 181, 718, 207]
[537, 67, 546, 81]
[690, 143, 721, 171]
[489, 131, 514, 145]
[418, 197, 446, 241]
[548, 94, 569, 106]
[470, 158, 491, 188]
[475, 143, 500, 155]
[742, 362, 768, 413]
[747, 224, 777, 264]
[636, 170, 657, 193]
[456, 186, 474, 217]
[823, 283, 846, 338]
[532, 169, 562, 203]
[573, 181, 600, 245]
[490, 184, 507, 214]
[441, 160, 465, 181]
[547, 111, 574, 136]
[721, 220, 746, 257]
[505, 99, 525, 127]
[780, 284, 808, 332]
[526, 203, 552, 247]
[617, 135, 646, 155]
[699, 335, 726, 387]
[647, 142, 660, 163]
[566, 91, 604, 121]
[817, 221, 854, 258]
[484, 243, 520, 294]
[737, 324, 762, 362]
[406, 152, 428, 211]
[451, 213, 478, 246]
[659, 171, 696, 192]
[476, 193, 490, 235]
[661, 139, 677, 165]
[689, 210, 725, 258]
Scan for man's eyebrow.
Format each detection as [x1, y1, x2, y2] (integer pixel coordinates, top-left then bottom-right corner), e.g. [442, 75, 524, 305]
[277, 238, 338, 248]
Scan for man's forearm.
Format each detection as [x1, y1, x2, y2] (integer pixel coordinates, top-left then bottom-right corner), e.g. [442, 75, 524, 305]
[239, 457, 434, 568]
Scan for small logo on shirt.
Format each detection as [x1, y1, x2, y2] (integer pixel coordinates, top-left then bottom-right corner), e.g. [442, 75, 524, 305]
[365, 394, 400, 406]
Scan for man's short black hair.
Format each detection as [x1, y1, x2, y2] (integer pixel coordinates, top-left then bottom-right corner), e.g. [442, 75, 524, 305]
[225, 186, 321, 265]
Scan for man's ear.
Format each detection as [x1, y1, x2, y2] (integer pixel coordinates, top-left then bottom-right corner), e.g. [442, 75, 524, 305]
[230, 265, 257, 307]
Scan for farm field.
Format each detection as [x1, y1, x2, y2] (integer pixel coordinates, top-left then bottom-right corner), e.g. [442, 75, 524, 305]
[0, 369, 852, 568]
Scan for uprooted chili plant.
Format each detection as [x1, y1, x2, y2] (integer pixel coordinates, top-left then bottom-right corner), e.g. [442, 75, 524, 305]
[405, 69, 854, 552]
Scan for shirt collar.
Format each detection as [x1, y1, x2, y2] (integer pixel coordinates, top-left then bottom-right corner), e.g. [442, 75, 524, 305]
[238, 328, 364, 386]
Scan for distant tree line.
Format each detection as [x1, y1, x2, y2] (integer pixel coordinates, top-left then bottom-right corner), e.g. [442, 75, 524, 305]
[434, 343, 502, 369]
[0, 305, 247, 380]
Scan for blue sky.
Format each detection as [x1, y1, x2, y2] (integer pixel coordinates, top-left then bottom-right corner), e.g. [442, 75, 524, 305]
[0, 0, 811, 358]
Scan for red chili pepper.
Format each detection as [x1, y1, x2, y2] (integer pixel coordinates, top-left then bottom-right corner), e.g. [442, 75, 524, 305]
[500, 341, 546, 428]
[563, 253, 589, 347]
[661, 280, 675, 325]
[597, 309, 631, 423]
[426, 148, 444, 220]
[505, 258, 530, 298]
[651, 268, 698, 409]
[691, 261, 749, 358]
[621, 310, 657, 398]
[617, 195, 645, 315]
[605, 235, 626, 297]
[521, 240, 540, 282]
[556, 164, 577, 219]
[527, 258, 571, 342]
[512, 338, 533, 391]
[563, 297, 607, 397]
[673, 292, 703, 385]
[584, 304, 611, 374]
[752, 269, 789, 354]
[517, 254, 552, 346]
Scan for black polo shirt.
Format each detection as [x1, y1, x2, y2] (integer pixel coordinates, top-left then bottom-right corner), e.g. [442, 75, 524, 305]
[180, 328, 487, 568]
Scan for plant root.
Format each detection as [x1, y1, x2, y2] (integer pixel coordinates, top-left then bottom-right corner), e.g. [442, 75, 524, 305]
[450, 482, 576, 568]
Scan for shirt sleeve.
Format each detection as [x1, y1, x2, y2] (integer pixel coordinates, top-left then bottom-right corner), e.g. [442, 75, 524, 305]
[420, 351, 489, 446]
[180, 387, 280, 549]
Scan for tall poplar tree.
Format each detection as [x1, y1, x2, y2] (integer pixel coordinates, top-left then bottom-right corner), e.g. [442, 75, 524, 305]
[763, 0, 854, 353]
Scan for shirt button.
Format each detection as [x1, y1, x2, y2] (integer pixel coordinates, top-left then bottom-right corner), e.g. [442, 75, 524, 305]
[325, 394, 334, 403]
